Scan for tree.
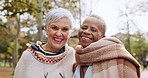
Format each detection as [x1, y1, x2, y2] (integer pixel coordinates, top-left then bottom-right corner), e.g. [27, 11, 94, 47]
[117, 0, 148, 53]
[113, 32, 148, 64]
[131, 32, 148, 62]
[0, 0, 41, 68]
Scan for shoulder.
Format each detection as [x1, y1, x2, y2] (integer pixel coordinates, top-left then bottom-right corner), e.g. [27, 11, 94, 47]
[63, 45, 76, 62]
[22, 49, 32, 56]
[67, 45, 75, 54]
[19, 48, 33, 61]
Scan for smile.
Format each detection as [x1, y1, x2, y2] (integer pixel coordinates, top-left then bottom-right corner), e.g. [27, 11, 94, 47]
[81, 36, 92, 42]
[54, 38, 63, 43]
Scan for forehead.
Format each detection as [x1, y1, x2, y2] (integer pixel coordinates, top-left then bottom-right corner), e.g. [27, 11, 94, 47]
[53, 16, 70, 23]
[46, 17, 72, 30]
[50, 17, 71, 25]
[83, 17, 100, 24]
[82, 17, 104, 28]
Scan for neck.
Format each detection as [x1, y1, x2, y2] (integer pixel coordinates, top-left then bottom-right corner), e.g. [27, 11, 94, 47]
[42, 43, 58, 53]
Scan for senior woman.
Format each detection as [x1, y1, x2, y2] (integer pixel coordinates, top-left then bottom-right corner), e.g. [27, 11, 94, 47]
[14, 8, 75, 78]
[73, 15, 141, 78]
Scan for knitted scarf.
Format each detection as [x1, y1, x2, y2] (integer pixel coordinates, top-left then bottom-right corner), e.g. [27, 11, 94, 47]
[75, 37, 141, 78]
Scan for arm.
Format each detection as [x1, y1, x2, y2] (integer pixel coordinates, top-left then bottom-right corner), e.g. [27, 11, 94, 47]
[13, 51, 29, 78]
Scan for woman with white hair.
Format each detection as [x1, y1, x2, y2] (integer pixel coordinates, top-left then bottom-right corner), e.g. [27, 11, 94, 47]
[14, 8, 75, 78]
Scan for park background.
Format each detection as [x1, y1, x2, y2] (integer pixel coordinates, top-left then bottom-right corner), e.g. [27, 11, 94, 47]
[0, 0, 148, 78]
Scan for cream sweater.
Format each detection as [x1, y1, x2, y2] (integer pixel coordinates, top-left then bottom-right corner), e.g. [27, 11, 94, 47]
[14, 43, 75, 78]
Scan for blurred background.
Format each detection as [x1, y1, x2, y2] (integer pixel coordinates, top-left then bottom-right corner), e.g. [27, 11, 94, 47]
[0, 0, 148, 78]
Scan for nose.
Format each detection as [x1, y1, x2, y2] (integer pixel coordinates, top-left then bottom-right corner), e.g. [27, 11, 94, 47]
[83, 29, 91, 35]
[55, 29, 62, 36]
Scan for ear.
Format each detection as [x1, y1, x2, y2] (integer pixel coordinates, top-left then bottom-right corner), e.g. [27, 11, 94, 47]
[44, 26, 48, 33]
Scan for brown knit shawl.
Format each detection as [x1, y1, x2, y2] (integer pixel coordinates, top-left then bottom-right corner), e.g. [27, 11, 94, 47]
[75, 37, 141, 78]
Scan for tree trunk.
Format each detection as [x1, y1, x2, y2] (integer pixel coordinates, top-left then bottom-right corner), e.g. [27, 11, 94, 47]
[13, 14, 20, 70]
[37, 0, 44, 41]
[13, 36, 18, 69]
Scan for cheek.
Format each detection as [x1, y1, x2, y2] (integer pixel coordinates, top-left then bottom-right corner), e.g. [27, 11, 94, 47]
[94, 33, 102, 41]
[64, 32, 71, 40]
[46, 30, 55, 38]
[78, 30, 82, 39]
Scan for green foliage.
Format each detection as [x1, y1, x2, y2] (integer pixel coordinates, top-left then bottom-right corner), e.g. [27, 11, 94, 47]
[0, 39, 9, 53]
[69, 38, 79, 49]
[42, 0, 79, 17]
[113, 32, 148, 62]
[7, 41, 22, 54]
[130, 32, 148, 60]
[0, 26, 9, 40]
[1, 0, 40, 18]
[7, 42, 14, 54]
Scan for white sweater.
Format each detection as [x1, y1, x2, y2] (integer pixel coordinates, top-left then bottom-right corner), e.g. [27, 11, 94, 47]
[13, 45, 75, 78]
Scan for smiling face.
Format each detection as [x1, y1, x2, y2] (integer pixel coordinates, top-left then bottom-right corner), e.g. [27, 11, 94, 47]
[45, 17, 72, 52]
[78, 16, 105, 48]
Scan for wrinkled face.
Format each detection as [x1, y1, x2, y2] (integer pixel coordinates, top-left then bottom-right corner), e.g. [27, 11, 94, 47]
[45, 17, 71, 52]
[78, 17, 104, 48]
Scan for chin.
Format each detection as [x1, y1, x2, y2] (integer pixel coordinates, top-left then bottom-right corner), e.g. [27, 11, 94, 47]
[57, 43, 65, 47]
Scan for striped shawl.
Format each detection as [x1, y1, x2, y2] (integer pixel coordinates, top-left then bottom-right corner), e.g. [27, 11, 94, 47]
[75, 37, 141, 78]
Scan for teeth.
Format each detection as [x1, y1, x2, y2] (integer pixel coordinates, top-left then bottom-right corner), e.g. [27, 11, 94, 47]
[82, 37, 91, 41]
[54, 38, 62, 42]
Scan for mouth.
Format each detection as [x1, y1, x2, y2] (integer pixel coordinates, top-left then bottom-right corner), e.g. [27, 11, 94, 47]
[53, 38, 63, 43]
[81, 36, 92, 42]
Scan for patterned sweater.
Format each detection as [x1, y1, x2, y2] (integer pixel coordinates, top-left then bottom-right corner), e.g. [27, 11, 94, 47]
[14, 41, 75, 78]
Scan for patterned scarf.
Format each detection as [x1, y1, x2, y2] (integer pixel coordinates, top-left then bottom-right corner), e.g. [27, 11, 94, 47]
[75, 37, 141, 78]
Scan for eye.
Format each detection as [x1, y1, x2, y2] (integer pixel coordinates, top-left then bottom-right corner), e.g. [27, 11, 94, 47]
[62, 27, 69, 32]
[81, 25, 87, 30]
[50, 25, 58, 31]
[91, 27, 97, 32]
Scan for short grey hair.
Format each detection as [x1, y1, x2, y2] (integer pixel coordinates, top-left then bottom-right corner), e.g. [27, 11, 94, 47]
[45, 8, 74, 29]
[89, 14, 106, 36]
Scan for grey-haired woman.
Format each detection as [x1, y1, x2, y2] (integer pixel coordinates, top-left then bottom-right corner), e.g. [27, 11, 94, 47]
[14, 8, 75, 78]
